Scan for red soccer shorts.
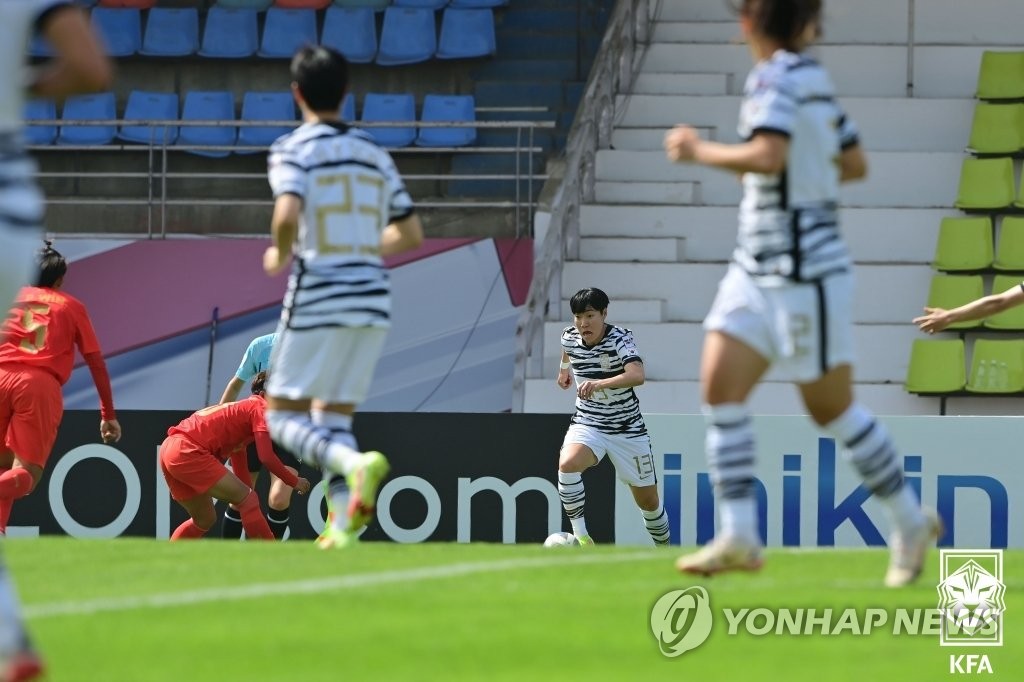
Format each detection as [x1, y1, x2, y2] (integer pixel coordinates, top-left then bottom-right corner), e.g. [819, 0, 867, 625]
[159, 434, 229, 501]
[0, 365, 63, 468]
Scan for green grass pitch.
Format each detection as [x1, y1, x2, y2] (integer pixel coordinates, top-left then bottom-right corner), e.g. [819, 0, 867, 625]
[5, 539, 1021, 681]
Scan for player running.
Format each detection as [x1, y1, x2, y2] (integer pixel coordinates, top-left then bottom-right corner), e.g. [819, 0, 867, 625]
[261, 46, 423, 549]
[160, 371, 311, 541]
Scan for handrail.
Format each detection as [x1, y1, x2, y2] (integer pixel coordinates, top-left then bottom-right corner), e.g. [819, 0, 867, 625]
[510, 0, 654, 412]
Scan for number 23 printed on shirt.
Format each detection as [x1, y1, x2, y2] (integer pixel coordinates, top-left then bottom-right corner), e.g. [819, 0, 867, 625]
[315, 172, 385, 256]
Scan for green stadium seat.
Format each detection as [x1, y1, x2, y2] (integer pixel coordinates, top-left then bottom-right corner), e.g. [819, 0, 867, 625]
[983, 275, 1024, 330]
[905, 339, 965, 394]
[926, 275, 984, 330]
[1015, 170, 1024, 210]
[967, 103, 1024, 155]
[954, 157, 1015, 210]
[966, 338, 1024, 393]
[975, 51, 1024, 101]
[932, 216, 993, 272]
[994, 216, 1024, 271]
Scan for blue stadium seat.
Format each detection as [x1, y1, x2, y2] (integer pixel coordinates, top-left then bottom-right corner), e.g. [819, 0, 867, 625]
[416, 94, 476, 147]
[376, 8, 436, 66]
[178, 91, 236, 158]
[90, 8, 142, 57]
[140, 8, 199, 57]
[342, 93, 356, 121]
[332, 0, 389, 9]
[238, 91, 297, 150]
[200, 8, 259, 58]
[259, 8, 318, 58]
[57, 92, 117, 146]
[448, 0, 507, 6]
[361, 92, 416, 147]
[436, 8, 495, 59]
[23, 100, 57, 146]
[118, 91, 179, 145]
[215, 0, 273, 8]
[393, 0, 449, 8]
[321, 7, 377, 63]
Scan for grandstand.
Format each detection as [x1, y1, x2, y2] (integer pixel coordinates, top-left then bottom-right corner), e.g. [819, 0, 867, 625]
[518, 0, 1024, 418]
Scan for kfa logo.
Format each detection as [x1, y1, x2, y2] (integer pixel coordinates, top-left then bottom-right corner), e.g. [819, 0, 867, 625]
[938, 549, 1005, 675]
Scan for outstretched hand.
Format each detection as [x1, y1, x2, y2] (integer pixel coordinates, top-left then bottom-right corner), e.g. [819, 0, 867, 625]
[664, 125, 701, 163]
[913, 307, 950, 334]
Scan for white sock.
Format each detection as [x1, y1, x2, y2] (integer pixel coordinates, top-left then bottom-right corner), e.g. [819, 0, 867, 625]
[266, 409, 362, 476]
[720, 498, 759, 544]
[880, 485, 926, 532]
[558, 471, 588, 538]
[641, 501, 670, 545]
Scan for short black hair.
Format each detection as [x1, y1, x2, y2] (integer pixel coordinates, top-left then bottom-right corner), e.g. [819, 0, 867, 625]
[569, 287, 610, 314]
[737, 0, 822, 50]
[251, 371, 268, 395]
[291, 45, 349, 112]
[36, 240, 67, 288]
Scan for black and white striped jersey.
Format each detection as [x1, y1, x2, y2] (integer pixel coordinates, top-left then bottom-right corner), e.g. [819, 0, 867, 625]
[561, 324, 647, 437]
[735, 49, 859, 283]
[267, 121, 415, 330]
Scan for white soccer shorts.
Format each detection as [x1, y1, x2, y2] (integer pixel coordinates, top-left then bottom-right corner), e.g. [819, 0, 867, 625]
[267, 326, 388, 404]
[703, 263, 856, 383]
[562, 423, 656, 488]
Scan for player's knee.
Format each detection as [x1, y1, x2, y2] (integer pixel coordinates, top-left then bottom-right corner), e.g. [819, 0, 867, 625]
[268, 484, 292, 510]
[558, 449, 592, 474]
[633, 487, 660, 512]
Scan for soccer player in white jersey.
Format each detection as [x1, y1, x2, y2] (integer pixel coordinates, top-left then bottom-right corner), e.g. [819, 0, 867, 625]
[664, 0, 939, 587]
[0, 3, 110, 680]
[556, 288, 670, 547]
[262, 46, 423, 549]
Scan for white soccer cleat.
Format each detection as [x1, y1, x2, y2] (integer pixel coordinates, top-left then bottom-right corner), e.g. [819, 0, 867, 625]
[676, 535, 763, 577]
[884, 507, 943, 588]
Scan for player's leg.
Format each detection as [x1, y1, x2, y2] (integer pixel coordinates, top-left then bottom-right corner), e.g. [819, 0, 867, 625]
[265, 472, 295, 540]
[222, 445, 261, 540]
[172, 494, 217, 540]
[558, 425, 600, 545]
[603, 433, 669, 545]
[676, 329, 768, 576]
[207, 472, 274, 540]
[629, 485, 670, 545]
[799, 366, 939, 587]
[0, 551, 43, 682]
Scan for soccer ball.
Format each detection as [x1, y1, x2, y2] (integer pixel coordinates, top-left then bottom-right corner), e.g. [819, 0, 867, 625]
[543, 531, 580, 547]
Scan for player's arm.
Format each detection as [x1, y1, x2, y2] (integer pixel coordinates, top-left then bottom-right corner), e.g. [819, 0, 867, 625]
[264, 193, 301, 276]
[228, 445, 253, 488]
[74, 303, 120, 443]
[556, 350, 573, 389]
[915, 283, 1024, 334]
[838, 144, 867, 182]
[576, 359, 644, 400]
[29, 4, 113, 100]
[665, 126, 788, 175]
[252, 431, 309, 494]
[380, 213, 424, 258]
[219, 377, 246, 405]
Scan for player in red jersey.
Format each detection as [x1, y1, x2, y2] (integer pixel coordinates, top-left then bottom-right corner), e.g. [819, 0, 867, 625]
[0, 242, 121, 534]
[160, 371, 311, 541]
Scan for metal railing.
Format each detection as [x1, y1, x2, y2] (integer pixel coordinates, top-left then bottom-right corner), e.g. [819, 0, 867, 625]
[511, 0, 655, 412]
[29, 118, 554, 238]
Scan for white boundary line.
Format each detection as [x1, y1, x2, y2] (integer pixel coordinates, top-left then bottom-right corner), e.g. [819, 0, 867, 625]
[25, 551, 662, 620]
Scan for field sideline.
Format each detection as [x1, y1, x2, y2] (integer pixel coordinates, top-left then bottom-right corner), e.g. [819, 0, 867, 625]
[5, 539, 1020, 681]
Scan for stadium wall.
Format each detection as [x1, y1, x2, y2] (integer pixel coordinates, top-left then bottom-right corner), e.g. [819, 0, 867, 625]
[8, 413, 1018, 549]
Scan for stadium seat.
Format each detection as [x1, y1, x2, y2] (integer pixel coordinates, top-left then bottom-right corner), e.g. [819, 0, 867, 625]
[1016, 172, 1024, 210]
[118, 91, 179, 146]
[178, 91, 236, 158]
[975, 51, 1024, 101]
[361, 92, 416, 147]
[321, 7, 377, 63]
[995, 216, 1024, 271]
[449, 0, 508, 6]
[416, 94, 476, 147]
[393, 0, 449, 8]
[23, 100, 57, 146]
[953, 157, 1015, 211]
[932, 216, 993, 272]
[140, 8, 199, 57]
[275, 0, 331, 7]
[376, 8, 436, 66]
[967, 103, 1024, 156]
[259, 8, 319, 59]
[238, 91, 297, 150]
[342, 93, 356, 121]
[90, 8, 142, 57]
[332, 0, 390, 9]
[98, 0, 155, 7]
[436, 8, 496, 59]
[200, 8, 259, 58]
[57, 92, 117, 146]
[966, 339, 1024, 393]
[215, 0, 273, 9]
[926, 275, 984, 330]
[984, 275, 1024, 330]
[905, 339, 965, 394]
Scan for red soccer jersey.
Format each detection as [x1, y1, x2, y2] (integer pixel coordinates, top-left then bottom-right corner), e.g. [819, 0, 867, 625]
[168, 395, 268, 461]
[0, 286, 102, 386]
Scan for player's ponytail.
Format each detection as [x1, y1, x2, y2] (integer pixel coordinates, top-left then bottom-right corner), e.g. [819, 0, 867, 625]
[251, 371, 268, 396]
[36, 240, 68, 288]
